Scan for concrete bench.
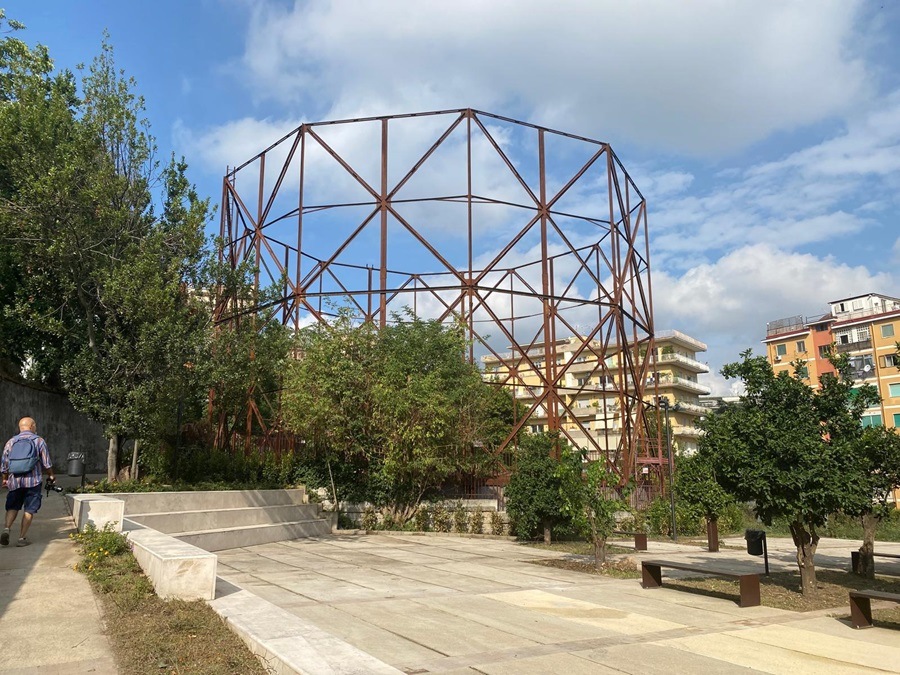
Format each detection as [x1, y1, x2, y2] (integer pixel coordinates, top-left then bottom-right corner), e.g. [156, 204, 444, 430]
[848, 589, 900, 629]
[640, 559, 761, 607]
[850, 551, 900, 574]
[128, 528, 217, 601]
[612, 530, 648, 551]
[68, 494, 125, 533]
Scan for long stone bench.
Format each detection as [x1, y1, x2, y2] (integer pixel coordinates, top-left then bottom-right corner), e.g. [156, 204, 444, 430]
[128, 527, 217, 601]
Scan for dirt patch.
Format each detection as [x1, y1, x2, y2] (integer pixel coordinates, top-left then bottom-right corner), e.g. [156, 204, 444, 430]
[530, 556, 642, 579]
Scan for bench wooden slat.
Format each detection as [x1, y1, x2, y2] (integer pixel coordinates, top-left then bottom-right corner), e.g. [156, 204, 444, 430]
[641, 559, 756, 579]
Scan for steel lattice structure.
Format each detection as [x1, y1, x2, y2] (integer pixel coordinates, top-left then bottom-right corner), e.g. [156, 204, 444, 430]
[218, 108, 663, 487]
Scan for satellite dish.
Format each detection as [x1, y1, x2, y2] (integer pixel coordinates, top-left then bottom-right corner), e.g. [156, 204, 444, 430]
[863, 364, 872, 372]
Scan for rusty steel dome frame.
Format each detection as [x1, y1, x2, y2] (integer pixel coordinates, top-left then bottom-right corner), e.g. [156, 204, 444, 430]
[217, 108, 663, 488]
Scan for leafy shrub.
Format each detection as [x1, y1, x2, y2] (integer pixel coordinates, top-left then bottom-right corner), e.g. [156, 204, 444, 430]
[432, 504, 451, 532]
[644, 496, 704, 537]
[413, 505, 430, 531]
[470, 507, 484, 535]
[504, 433, 573, 540]
[381, 511, 399, 531]
[453, 502, 468, 534]
[717, 502, 745, 534]
[361, 506, 378, 530]
[490, 511, 505, 536]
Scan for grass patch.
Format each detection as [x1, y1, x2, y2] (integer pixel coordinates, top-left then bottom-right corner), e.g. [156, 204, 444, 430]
[72, 525, 265, 674]
[666, 569, 900, 614]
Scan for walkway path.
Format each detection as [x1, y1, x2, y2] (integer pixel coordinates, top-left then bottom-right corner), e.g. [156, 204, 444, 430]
[0, 483, 116, 674]
[215, 532, 900, 674]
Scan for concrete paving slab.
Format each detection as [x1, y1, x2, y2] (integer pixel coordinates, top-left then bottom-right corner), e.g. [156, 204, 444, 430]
[574, 641, 754, 675]
[484, 588, 686, 635]
[659, 631, 882, 674]
[369, 562, 520, 594]
[336, 597, 541, 656]
[416, 593, 614, 643]
[293, 603, 446, 664]
[786, 614, 900, 647]
[471, 651, 624, 674]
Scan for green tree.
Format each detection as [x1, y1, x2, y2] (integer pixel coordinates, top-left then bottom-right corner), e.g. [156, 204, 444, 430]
[844, 425, 900, 578]
[505, 433, 572, 541]
[675, 452, 734, 545]
[282, 309, 508, 519]
[557, 449, 630, 568]
[700, 351, 878, 595]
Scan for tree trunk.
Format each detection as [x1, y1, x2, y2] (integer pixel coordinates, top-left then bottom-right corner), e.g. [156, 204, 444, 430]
[707, 516, 719, 553]
[106, 435, 119, 482]
[543, 518, 552, 544]
[856, 513, 877, 579]
[130, 439, 140, 482]
[593, 536, 607, 570]
[789, 520, 819, 595]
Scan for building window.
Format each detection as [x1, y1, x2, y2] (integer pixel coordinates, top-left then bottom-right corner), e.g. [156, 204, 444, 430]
[889, 383, 900, 398]
[835, 330, 850, 345]
[576, 376, 589, 387]
[529, 424, 545, 433]
[776, 344, 787, 356]
[861, 414, 882, 428]
[881, 324, 895, 338]
[857, 326, 870, 342]
[879, 354, 898, 369]
[814, 324, 829, 332]
[894, 413, 900, 428]
[798, 365, 809, 378]
[796, 340, 806, 353]
[852, 299, 864, 311]
[819, 345, 832, 359]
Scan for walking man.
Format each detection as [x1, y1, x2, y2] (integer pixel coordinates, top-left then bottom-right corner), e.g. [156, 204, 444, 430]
[1, 417, 56, 547]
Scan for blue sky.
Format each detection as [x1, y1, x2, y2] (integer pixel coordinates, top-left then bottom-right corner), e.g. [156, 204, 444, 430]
[7, 0, 900, 393]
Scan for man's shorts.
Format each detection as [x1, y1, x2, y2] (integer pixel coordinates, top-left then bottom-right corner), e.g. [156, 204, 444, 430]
[5, 485, 42, 514]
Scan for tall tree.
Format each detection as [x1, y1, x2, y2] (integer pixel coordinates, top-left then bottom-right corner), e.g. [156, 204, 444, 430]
[700, 352, 878, 595]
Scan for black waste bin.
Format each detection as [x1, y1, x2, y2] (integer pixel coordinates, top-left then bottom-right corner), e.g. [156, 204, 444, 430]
[745, 529, 766, 556]
[67, 451, 85, 477]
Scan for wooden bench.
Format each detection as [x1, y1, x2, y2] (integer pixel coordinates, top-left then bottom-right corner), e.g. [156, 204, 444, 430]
[640, 559, 761, 607]
[612, 530, 648, 551]
[848, 589, 900, 629]
[850, 551, 900, 574]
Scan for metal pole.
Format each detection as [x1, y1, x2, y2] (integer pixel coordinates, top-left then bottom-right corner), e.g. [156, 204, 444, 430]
[664, 401, 677, 542]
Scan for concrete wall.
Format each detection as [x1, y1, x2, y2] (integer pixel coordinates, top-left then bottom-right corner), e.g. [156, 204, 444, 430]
[0, 375, 107, 472]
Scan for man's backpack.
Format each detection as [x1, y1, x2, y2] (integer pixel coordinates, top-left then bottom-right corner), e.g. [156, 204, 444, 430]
[8, 436, 39, 475]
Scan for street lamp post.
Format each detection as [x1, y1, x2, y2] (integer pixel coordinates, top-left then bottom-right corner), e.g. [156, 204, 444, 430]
[659, 398, 677, 542]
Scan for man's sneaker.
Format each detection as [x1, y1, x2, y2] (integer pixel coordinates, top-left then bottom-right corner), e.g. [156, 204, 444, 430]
[15, 538, 30, 547]
[0, 529, 9, 546]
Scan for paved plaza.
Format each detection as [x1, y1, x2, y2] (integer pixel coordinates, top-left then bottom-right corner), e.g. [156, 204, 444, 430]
[215, 533, 900, 674]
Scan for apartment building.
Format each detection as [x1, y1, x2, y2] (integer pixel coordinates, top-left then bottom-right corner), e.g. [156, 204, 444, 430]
[481, 329, 710, 455]
[763, 293, 900, 429]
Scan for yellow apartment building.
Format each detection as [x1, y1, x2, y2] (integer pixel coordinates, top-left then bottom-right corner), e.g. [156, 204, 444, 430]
[481, 329, 710, 456]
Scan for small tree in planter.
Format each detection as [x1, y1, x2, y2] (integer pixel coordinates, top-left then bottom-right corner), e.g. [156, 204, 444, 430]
[432, 504, 451, 532]
[675, 452, 734, 551]
[490, 510, 505, 536]
[557, 449, 630, 569]
[453, 502, 468, 533]
[413, 504, 431, 532]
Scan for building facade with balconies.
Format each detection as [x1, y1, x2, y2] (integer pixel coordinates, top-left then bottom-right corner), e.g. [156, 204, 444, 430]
[481, 329, 711, 456]
[763, 293, 900, 430]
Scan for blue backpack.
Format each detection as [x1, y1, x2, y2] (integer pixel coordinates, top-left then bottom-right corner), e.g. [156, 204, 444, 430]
[8, 436, 39, 475]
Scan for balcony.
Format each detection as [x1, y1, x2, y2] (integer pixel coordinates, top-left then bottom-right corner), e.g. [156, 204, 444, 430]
[835, 339, 872, 354]
[656, 352, 710, 373]
[655, 330, 708, 352]
[674, 426, 703, 438]
[673, 401, 707, 415]
[654, 375, 711, 395]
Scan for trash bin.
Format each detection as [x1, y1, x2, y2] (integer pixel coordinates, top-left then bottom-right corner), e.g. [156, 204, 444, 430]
[67, 451, 85, 477]
[745, 529, 766, 556]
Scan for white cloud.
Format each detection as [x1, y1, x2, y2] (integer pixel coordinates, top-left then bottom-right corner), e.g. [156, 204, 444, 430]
[653, 244, 897, 394]
[237, 0, 874, 155]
